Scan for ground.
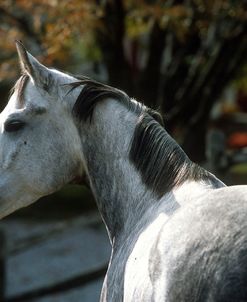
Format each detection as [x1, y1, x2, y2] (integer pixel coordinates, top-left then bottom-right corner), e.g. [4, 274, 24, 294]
[0, 207, 110, 302]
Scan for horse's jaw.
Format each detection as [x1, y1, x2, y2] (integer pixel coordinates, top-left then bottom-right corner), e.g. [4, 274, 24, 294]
[0, 183, 41, 219]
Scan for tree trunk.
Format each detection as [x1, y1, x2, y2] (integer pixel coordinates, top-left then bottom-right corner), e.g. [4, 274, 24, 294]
[95, 0, 133, 93]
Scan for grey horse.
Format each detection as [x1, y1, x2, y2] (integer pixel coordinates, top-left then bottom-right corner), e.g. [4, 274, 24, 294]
[0, 41, 246, 301]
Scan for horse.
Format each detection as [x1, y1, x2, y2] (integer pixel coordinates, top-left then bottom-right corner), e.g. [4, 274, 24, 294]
[0, 41, 247, 301]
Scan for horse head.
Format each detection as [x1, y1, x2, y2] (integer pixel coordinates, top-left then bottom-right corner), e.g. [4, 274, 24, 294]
[0, 41, 84, 218]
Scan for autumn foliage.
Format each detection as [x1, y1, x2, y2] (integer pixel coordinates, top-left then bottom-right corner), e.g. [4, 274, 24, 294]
[0, 0, 246, 161]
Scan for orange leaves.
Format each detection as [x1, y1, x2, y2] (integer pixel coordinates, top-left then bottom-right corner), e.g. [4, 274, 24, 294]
[126, 3, 191, 41]
[0, 0, 98, 77]
[0, 0, 246, 81]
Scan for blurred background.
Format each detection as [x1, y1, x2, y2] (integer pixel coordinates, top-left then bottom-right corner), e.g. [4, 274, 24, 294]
[0, 0, 246, 301]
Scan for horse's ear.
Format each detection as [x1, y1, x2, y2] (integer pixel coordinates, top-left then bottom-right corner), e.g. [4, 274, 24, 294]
[16, 40, 50, 86]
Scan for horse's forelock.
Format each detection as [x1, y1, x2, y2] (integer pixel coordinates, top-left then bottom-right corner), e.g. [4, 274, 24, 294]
[11, 73, 29, 108]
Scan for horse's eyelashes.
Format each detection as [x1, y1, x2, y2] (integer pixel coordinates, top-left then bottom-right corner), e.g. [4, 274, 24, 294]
[4, 120, 26, 133]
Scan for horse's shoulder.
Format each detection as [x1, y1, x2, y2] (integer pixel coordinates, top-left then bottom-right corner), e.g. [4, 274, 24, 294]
[161, 185, 247, 243]
[147, 185, 247, 300]
[149, 184, 247, 268]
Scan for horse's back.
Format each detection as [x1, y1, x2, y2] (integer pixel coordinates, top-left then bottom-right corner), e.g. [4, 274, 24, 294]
[152, 185, 247, 302]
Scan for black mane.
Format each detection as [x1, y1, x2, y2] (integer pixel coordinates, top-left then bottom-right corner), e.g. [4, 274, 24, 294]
[130, 114, 209, 197]
[70, 77, 138, 122]
[70, 76, 164, 123]
[70, 77, 209, 197]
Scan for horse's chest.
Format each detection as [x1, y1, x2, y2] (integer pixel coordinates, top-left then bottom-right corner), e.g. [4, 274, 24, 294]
[123, 214, 169, 301]
[123, 248, 154, 301]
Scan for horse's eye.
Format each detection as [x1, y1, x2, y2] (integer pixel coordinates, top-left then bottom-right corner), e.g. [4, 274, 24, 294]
[4, 120, 25, 133]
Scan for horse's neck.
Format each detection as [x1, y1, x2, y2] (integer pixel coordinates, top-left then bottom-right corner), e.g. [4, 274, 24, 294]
[77, 99, 225, 300]
[80, 100, 157, 244]
[79, 99, 225, 245]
